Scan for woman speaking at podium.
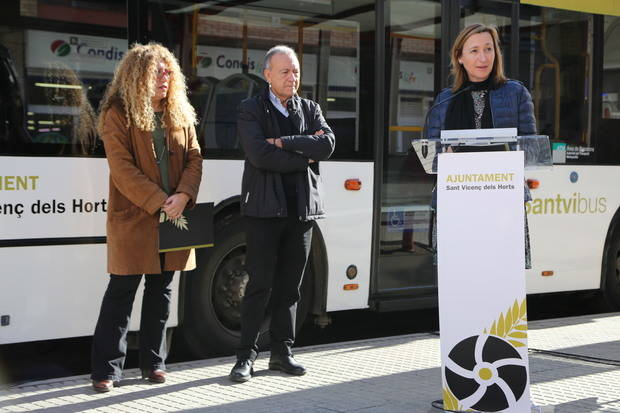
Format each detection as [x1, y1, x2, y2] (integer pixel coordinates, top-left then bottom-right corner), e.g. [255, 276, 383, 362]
[425, 23, 537, 268]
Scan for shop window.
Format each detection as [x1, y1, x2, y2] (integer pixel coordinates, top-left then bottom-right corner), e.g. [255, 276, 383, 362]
[1, 2, 127, 156]
[20, 0, 126, 28]
[148, 0, 374, 160]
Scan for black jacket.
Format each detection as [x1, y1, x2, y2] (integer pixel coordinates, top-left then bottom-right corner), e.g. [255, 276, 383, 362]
[238, 88, 335, 220]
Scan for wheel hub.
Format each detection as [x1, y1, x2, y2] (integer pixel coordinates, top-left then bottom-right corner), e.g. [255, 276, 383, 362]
[212, 249, 248, 330]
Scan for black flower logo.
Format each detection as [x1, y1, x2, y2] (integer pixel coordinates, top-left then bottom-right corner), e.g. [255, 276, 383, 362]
[444, 334, 527, 412]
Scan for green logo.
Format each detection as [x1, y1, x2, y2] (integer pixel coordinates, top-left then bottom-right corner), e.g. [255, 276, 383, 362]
[50, 40, 70, 57]
[199, 56, 212, 68]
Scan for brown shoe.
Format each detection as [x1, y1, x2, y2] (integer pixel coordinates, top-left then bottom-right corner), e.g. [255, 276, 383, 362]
[92, 380, 114, 393]
[141, 369, 166, 383]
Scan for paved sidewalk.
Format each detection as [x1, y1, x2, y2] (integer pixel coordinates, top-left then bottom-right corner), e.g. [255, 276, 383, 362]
[1, 313, 619, 412]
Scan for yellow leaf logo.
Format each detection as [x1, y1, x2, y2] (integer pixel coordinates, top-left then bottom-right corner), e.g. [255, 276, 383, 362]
[485, 298, 528, 347]
[443, 387, 462, 411]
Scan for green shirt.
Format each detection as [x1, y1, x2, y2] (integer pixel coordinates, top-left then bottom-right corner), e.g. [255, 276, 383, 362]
[153, 112, 170, 195]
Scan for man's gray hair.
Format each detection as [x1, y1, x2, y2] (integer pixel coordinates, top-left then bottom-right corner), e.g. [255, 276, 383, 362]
[263, 45, 298, 70]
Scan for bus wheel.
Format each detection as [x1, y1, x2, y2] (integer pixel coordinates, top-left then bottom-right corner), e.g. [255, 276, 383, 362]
[602, 226, 620, 310]
[182, 214, 314, 358]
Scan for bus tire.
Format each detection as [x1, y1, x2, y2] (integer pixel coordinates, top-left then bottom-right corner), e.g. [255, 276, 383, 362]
[182, 213, 314, 358]
[602, 224, 620, 310]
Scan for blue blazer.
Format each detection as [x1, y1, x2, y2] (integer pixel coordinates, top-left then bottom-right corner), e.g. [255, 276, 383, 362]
[425, 80, 537, 203]
[425, 79, 537, 140]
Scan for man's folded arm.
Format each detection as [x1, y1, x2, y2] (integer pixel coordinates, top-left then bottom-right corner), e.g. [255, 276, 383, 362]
[279, 105, 335, 161]
[237, 104, 309, 173]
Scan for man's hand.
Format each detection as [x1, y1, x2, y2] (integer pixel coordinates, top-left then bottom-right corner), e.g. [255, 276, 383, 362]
[266, 138, 283, 148]
[162, 192, 190, 220]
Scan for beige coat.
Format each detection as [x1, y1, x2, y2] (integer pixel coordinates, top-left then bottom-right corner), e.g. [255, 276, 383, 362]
[101, 102, 202, 275]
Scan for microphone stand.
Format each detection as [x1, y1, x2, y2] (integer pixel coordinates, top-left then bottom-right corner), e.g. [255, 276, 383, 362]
[417, 85, 474, 162]
[422, 85, 473, 140]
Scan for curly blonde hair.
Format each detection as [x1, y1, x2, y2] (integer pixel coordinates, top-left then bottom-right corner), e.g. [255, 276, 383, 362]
[97, 42, 196, 133]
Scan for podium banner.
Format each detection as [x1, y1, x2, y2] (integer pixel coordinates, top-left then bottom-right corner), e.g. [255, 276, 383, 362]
[437, 151, 530, 412]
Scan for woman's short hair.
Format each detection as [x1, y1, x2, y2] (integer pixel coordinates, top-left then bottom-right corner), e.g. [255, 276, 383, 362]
[450, 24, 507, 91]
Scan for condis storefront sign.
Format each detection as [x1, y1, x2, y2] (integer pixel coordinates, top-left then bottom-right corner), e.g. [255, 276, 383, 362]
[26, 30, 127, 74]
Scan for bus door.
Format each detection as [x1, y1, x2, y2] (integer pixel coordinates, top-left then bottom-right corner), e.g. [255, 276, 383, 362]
[375, 0, 441, 302]
[375, 0, 518, 305]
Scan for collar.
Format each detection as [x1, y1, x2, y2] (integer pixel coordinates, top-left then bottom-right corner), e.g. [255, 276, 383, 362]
[269, 89, 289, 117]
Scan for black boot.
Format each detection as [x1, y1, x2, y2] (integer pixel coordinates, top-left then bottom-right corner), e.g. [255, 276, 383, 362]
[229, 359, 254, 382]
[268, 354, 306, 376]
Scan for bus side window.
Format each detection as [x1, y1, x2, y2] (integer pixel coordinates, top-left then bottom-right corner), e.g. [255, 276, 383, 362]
[598, 16, 620, 164]
[519, 6, 593, 157]
[0, 43, 30, 152]
[603, 17, 620, 120]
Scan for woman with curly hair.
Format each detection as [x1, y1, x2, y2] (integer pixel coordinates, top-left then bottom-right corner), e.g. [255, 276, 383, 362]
[90, 43, 202, 392]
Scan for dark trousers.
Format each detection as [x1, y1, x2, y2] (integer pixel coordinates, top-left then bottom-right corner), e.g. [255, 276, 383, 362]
[91, 268, 174, 381]
[238, 215, 313, 361]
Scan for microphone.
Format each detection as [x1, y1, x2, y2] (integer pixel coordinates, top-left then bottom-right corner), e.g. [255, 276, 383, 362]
[422, 84, 473, 140]
[415, 84, 473, 161]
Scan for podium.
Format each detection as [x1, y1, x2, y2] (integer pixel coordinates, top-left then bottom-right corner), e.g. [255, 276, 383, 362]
[413, 129, 551, 413]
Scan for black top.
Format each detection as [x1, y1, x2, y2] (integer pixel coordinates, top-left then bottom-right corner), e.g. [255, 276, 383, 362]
[445, 78, 496, 131]
[152, 112, 169, 194]
[270, 101, 299, 212]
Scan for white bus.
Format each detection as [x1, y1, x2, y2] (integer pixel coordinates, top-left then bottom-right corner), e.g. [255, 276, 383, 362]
[1, 0, 620, 357]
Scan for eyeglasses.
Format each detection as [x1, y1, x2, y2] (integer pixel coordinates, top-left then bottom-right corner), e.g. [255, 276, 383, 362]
[157, 69, 172, 78]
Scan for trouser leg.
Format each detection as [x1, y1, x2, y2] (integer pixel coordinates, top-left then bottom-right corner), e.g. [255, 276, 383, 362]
[238, 216, 283, 360]
[269, 217, 313, 356]
[139, 270, 174, 371]
[91, 274, 142, 381]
